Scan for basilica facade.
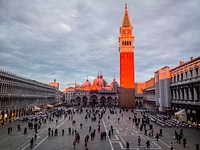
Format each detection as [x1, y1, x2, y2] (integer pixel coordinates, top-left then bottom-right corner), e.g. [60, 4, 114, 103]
[64, 73, 119, 107]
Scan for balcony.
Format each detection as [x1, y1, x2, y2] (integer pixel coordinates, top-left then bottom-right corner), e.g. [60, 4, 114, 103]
[171, 76, 200, 86]
[171, 99, 200, 106]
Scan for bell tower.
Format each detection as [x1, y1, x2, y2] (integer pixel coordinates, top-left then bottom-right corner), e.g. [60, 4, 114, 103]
[119, 4, 135, 108]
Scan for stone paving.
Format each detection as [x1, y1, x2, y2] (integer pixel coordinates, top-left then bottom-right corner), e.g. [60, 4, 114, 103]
[0, 107, 200, 150]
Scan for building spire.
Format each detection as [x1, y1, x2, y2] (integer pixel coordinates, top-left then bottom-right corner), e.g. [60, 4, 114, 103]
[122, 3, 132, 27]
[125, 3, 127, 9]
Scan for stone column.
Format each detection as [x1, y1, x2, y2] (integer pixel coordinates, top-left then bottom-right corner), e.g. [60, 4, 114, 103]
[172, 90, 175, 99]
[176, 89, 179, 100]
[180, 89, 183, 100]
[193, 86, 198, 100]
[0, 84, 2, 93]
[199, 85, 200, 101]
[188, 87, 192, 100]
[184, 88, 187, 100]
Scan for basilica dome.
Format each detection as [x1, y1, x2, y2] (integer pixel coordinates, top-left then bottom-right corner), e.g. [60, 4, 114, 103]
[93, 73, 107, 88]
[109, 77, 119, 90]
[82, 79, 91, 87]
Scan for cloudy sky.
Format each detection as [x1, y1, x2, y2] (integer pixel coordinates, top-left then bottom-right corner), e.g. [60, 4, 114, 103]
[0, 0, 200, 91]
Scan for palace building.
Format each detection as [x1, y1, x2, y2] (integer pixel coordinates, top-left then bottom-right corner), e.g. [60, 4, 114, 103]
[64, 73, 119, 107]
[0, 70, 58, 123]
[170, 56, 200, 123]
[119, 4, 135, 108]
[142, 56, 200, 123]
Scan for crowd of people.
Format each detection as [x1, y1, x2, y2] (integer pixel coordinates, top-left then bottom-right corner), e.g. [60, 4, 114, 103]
[1, 105, 200, 150]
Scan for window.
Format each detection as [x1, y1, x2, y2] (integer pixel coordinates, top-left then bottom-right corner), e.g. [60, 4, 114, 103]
[181, 73, 183, 81]
[177, 74, 179, 81]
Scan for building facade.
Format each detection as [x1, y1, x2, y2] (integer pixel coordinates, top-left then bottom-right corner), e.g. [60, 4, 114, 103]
[142, 78, 156, 112]
[170, 57, 200, 123]
[119, 4, 135, 108]
[155, 66, 171, 112]
[135, 83, 146, 108]
[0, 70, 58, 123]
[142, 56, 200, 123]
[64, 73, 119, 107]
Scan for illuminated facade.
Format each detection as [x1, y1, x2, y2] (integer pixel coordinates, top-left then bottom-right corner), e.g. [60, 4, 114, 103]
[135, 83, 146, 108]
[49, 79, 59, 91]
[155, 66, 171, 112]
[0, 70, 58, 123]
[64, 73, 119, 107]
[119, 4, 135, 108]
[143, 78, 156, 111]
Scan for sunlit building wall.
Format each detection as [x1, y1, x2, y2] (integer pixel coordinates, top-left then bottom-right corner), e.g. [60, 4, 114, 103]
[155, 66, 171, 112]
[64, 73, 119, 107]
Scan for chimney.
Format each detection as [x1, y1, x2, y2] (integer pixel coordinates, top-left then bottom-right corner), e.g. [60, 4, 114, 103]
[179, 61, 184, 66]
[190, 56, 194, 61]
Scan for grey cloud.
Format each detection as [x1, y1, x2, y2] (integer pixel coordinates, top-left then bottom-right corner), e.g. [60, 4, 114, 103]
[0, 0, 200, 91]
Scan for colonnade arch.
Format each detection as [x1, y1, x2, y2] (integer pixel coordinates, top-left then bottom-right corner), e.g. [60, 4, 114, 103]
[90, 95, 98, 107]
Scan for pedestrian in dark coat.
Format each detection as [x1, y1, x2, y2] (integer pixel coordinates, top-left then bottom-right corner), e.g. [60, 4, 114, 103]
[138, 136, 141, 146]
[195, 142, 199, 150]
[30, 137, 34, 148]
[146, 140, 150, 150]
[126, 141, 130, 150]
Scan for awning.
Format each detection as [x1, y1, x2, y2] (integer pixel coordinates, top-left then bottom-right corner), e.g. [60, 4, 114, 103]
[32, 106, 41, 112]
[47, 104, 54, 108]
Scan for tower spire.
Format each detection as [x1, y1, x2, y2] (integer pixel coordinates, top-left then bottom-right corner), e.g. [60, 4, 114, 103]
[122, 3, 132, 27]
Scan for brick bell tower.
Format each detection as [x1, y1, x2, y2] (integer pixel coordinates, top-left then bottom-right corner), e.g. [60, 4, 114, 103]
[119, 4, 135, 108]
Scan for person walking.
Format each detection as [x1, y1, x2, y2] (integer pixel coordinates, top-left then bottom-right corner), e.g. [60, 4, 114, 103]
[62, 129, 65, 136]
[30, 137, 34, 148]
[156, 133, 159, 141]
[85, 136, 87, 147]
[170, 142, 174, 150]
[48, 127, 51, 137]
[111, 125, 114, 135]
[138, 136, 141, 146]
[146, 140, 150, 150]
[108, 130, 111, 138]
[126, 141, 130, 150]
[89, 126, 92, 132]
[80, 123, 83, 129]
[24, 127, 27, 135]
[34, 133, 37, 141]
[159, 128, 162, 136]
[195, 142, 199, 150]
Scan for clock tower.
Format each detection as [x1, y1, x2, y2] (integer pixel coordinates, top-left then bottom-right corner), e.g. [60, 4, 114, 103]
[119, 4, 135, 108]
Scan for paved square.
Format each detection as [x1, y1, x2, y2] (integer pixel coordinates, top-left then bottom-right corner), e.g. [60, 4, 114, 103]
[0, 107, 200, 150]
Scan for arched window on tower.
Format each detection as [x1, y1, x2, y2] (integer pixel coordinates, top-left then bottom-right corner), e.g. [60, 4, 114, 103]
[129, 41, 131, 45]
[122, 41, 124, 45]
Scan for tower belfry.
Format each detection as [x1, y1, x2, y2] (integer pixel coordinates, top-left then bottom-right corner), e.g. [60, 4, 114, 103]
[119, 4, 135, 108]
